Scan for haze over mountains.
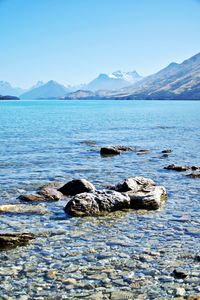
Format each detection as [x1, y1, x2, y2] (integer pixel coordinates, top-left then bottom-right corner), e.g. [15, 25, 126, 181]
[0, 52, 200, 100]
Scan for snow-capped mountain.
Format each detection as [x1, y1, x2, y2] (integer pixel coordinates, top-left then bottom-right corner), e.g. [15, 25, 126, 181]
[83, 70, 142, 91]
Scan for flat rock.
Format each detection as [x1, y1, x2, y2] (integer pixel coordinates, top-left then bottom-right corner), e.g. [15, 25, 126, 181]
[128, 186, 167, 210]
[164, 164, 200, 172]
[100, 146, 133, 156]
[112, 176, 155, 193]
[59, 179, 95, 196]
[19, 194, 47, 202]
[64, 190, 130, 217]
[38, 187, 63, 201]
[0, 204, 48, 215]
[186, 171, 200, 178]
[0, 233, 35, 250]
[164, 164, 191, 171]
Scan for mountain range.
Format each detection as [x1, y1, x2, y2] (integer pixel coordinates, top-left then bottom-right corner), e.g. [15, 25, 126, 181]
[0, 52, 200, 100]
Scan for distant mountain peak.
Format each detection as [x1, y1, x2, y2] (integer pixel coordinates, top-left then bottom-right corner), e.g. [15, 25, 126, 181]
[20, 80, 70, 99]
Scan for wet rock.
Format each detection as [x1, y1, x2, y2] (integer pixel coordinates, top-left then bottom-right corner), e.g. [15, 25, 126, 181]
[187, 295, 200, 300]
[128, 186, 167, 210]
[59, 179, 95, 196]
[194, 254, 200, 262]
[19, 194, 47, 202]
[164, 164, 191, 171]
[100, 146, 133, 156]
[172, 269, 188, 279]
[136, 149, 150, 155]
[160, 154, 169, 159]
[112, 176, 155, 193]
[0, 233, 35, 250]
[162, 149, 172, 153]
[64, 190, 130, 217]
[0, 204, 48, 215]
[186, 171, 200, 178]
[165, 164, 200, 172]
[38, 187, 63, 201]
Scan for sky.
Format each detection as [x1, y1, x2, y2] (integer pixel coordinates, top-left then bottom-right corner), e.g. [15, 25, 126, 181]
[0, 0, 200, 88]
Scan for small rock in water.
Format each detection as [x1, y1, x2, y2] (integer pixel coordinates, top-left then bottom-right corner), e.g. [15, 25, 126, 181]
[172, 269, 188, 279]
[46, 270, 57, 279]
[38, 187, 63, 201]
[19, 194, 47, 202]
[81, 140, 97, 146]
[59, 179, 95, 196]
[162, 149, 172, 153]
[0, 233, 35, 250]
[164, 164, 200, 172]
[136, 149, 150, 155]
[186, 171, 200, 178]
[160, 153, 169, 159]
[100, 146, 133, 156]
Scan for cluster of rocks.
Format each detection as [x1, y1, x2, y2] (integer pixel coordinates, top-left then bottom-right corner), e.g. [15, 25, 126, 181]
[64, 177, 167, 217]
[0, 177, 167, 249]
[100, 145, 174, 159]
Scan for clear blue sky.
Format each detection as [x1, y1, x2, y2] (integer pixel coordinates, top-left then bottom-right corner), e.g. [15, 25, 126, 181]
[0, 0, 200, 88]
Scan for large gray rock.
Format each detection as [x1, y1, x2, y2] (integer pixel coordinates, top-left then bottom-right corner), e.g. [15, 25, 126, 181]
[0, 204, 48, 215]
[64, 190, 130, 217]
[128, 186, 167, 210]
[0, 233, 35, 250]
[59, 179, 95, 196]
[112, 176, 155, 193]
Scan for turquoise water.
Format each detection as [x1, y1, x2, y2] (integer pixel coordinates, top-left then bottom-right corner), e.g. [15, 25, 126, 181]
[0, 100, 200, 299]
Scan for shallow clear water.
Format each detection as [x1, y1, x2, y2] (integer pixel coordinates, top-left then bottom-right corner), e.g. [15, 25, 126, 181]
[0, 100, 200, 299]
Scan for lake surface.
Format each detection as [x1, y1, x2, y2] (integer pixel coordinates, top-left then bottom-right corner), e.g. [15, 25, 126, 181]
[0, 100, 200, 299]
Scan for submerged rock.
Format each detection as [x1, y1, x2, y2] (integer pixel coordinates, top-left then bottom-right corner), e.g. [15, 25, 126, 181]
[186, 171, 200, 178]
[38, 187, 63, 201]
[100, 146, 133, 156]
[0, 204, 48, 215]
[0, 233, 35, 250]
[64, 190, 130, 217]
[59, 179, 95, 196]
[112, 176, 155, 193]
[136, 149, 150, 155]
[128, 186, 167, 210]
